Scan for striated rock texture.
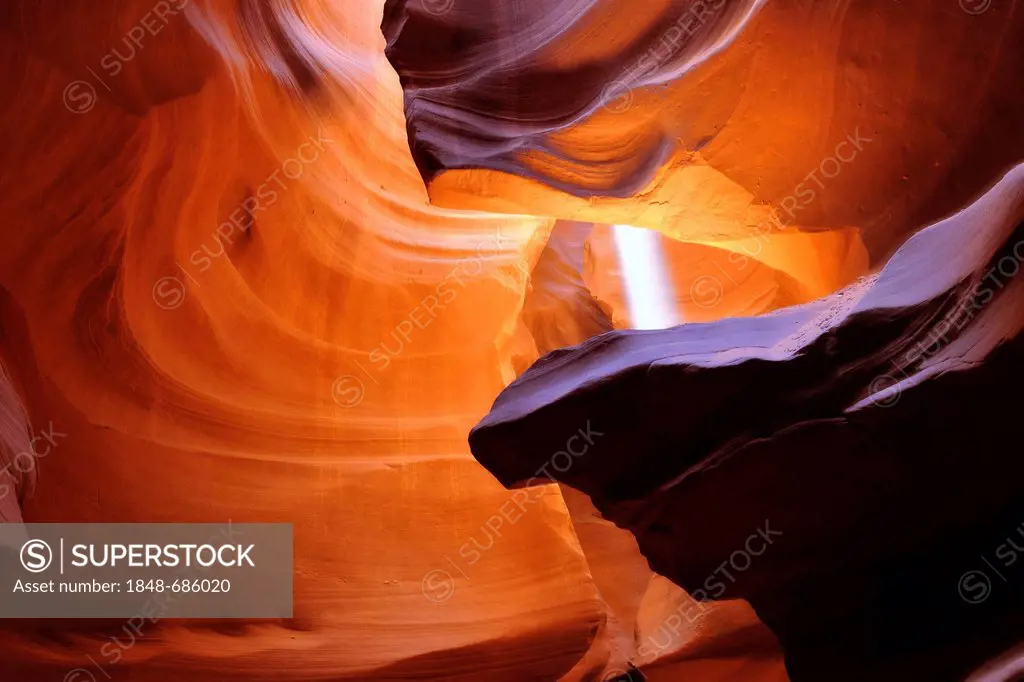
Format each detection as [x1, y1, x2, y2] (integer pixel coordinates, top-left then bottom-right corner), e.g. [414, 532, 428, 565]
[1, 0, 1022, 680]
[384, 0, 1024, 259]
[0, 0, 629, 680]
[388, 0, 1024, 676]
[0, 0, 789, 679]
[383, 0, 879, 321]
[470, 163, 1024, 680]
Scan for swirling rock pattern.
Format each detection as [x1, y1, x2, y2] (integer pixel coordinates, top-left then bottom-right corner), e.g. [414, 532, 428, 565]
[2, 0, 1022, 679]
[385, 0, 1024, 259]
[0, 0, 623, 679]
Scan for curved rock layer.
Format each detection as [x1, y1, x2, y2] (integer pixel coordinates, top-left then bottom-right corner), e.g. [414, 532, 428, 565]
[0, 0, 797, 679]
[0, 0, 651, 680]
[470, 163, 1024, 680]
[1, 0, 1021, 681]
[385, 0, 1024, 259]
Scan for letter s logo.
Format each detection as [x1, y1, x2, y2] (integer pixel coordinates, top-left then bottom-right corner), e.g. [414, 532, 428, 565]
[20, 539, 53, 573]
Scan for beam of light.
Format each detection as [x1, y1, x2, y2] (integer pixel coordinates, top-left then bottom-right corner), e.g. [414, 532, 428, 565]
[611, 224, 681, 330]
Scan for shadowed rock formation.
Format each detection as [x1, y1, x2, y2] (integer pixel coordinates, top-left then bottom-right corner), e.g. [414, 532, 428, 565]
[2, 0, 1022, 679]
[384, 0, 1024, 260]
[470, 164, 1024, 680]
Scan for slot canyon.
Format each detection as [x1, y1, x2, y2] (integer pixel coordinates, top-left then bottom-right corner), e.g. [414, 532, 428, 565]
[1, 0, 1023, 680]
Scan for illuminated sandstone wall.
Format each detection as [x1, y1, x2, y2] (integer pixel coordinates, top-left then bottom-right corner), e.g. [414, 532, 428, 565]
[386, 0, 1024, 260]
[2, 0, 779, 680]
[0, 0, 1020, 681]
[0, 0, 624, 679]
